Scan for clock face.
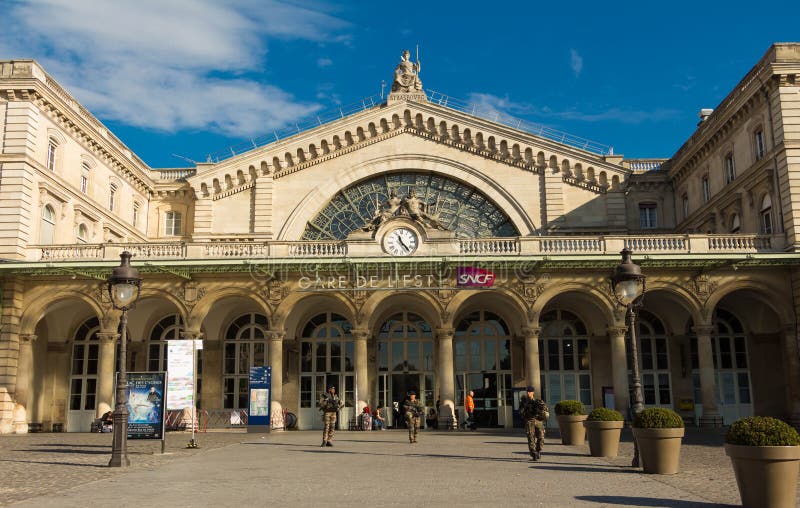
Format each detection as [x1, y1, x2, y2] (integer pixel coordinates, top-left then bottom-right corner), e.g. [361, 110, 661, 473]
[384, 227, 419, 256]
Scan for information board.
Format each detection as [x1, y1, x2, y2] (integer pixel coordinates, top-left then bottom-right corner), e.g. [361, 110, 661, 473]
[126, 372, 166, 439]
[248, 366, 271, 432]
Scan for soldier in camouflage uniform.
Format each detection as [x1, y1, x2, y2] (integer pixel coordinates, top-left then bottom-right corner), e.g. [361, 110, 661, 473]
[403, 391, 425, 443]
[318, 385, 343, 447]
[519, 386, 549, 461]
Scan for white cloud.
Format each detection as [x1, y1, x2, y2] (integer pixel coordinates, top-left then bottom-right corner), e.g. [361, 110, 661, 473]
[570, 49, 583, 77]
[466, 92, 680, 125]
[317, 58, 333, 68]
[0, 0, 350, 137]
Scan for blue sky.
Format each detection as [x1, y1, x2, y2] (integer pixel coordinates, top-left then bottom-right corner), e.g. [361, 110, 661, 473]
[1, 0, 799, 168]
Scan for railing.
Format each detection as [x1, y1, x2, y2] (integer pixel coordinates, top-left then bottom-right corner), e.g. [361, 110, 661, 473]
[29, 233, 781, 262]
[627, 159, 667, 171]
[205, 95, 384, 163]
[154, 168, 197, 180]
[460, 238, 520, 255]
[427, 90, 613, 156]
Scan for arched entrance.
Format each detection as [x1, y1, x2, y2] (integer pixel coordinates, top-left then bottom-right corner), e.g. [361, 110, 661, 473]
[375, 312, 434, 428]
[67, 317, 101, 432]
[634, 309, 672, 408]
[453, 310, 512, 428]
[297, 312, 354, 430]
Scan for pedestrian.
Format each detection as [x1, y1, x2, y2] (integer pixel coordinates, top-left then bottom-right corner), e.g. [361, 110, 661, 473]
[403, 391, 425, 443]
[318, 385, 343, 447]
[373, 404, 386, 430]
[463, 390, 475, 429]
[519, 386, 549, 461]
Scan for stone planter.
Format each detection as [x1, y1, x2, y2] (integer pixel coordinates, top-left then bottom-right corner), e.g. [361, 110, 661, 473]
[631, 427, 684, 474]
[556, 414, 587, 445]
[584, 420, 624, 458]
[725, 443, 800, 508]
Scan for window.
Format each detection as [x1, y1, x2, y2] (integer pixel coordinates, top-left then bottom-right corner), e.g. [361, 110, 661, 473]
[639, 203, 658, 229]
[80, 163, 90, 194]
[109, 183, 117, 211]
[76, 224, 88, 243]
[701, 176, 710, 203]
[46, 139, 58, 172]
[682, 194, 689, 219]
[224, 313, 269, 409]
[164, 211, 182, 236]
[754, 129, 766, 161]
[760, 195, 773, 234]
[730, 213, 740, 233]
[40, 205, 55, 244]
[133, 202, 140, 228]
[724, 153, 735, 184]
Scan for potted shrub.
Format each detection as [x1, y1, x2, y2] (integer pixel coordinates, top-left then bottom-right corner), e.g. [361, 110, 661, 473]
[632, 407, 684, 474]
[554, 400, 587, 445]
[725, 416, 800, 508]
[584, 407, 624, 458]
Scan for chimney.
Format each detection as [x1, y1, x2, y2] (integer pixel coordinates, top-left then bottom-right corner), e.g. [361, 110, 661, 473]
[697, 108, 714, 126]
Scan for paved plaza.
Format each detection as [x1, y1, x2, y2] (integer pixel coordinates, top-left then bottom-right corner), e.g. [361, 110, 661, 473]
[0, 428, 798, 507]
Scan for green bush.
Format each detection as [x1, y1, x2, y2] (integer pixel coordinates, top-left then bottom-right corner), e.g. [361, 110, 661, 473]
[633, 408, 684, 428]
[588, 407, 624, 421]
[554, 400, 586, 416]
[725, 416, 800, 446]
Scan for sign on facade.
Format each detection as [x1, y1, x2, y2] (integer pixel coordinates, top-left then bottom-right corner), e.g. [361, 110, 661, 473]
[248, 366, 271, 433]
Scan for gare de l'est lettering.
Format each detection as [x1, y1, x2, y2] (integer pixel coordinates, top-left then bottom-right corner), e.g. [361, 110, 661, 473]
[2, 44, 800, 434]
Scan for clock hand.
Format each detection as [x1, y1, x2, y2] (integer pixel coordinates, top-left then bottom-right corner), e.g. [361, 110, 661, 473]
[397, 237, 410, 252]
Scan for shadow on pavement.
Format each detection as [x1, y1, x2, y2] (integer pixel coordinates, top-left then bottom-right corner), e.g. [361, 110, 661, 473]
[30, 443, 110, 448]
[0, 458, 108, 468]
[531, 465, 635, 474]
[13, 448, 112, 455]
[293, 448, 530, 463]
[575, 495, 737, 507]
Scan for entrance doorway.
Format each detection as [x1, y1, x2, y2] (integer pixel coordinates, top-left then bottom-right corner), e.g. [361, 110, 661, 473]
[67, 317, 100, 432]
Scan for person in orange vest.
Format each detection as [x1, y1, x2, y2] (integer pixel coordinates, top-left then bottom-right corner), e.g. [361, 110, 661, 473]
[463, 390, 475, 429]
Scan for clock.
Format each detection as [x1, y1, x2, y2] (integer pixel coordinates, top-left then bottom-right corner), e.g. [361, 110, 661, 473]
[383, 227, 419, 256]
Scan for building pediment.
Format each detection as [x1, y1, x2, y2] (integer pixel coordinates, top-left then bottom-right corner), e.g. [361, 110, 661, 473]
[187, 98, 630, 201]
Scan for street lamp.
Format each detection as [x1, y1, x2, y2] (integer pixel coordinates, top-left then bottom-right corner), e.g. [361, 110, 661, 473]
[107, 251, 141, 467]
[610, 248, 646, 467]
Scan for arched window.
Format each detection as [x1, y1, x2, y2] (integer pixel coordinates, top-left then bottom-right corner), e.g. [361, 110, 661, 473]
[76, 223, 89, 243]
[730, 213, 741, 233]
[224, 313, 269, 409]
[80, 163, 90, 194]
[109, 183, 117, 211]
[635, 310, 671, 407]
[69, 317, 100, 422]
[539, 309, 591, 409]
[46, 138, 58, 172]
[299, 313, 355, 417]
[148, 314, 182, 372]
[40, 205, 56, 244]
[724, 153, 736, 184]
[164, 211, 182, 236]
[760, 195, 773, 234]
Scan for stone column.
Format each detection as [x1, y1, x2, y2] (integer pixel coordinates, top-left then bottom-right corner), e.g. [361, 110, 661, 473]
[96, 332, 118, 418]
[436, 328, 456, 429]
[200, 340, 221, 410]
[607, 326, 631, 416]
[781, 326, 800, 428]
[694, 325, 722, 427]
[522, 327, 541, 396]
[267, 330, 284, 430]
[353, 329, 370, 413]
[15, 334, 37, 419]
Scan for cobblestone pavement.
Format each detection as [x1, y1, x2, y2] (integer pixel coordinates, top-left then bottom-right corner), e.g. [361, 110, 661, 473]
[0, 428, 797, 507]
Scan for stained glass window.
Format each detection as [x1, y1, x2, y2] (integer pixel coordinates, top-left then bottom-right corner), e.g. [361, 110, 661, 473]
[301, 173, 519, 240]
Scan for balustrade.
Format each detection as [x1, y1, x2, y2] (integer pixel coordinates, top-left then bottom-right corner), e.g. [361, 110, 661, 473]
[459, 238, 519, 255]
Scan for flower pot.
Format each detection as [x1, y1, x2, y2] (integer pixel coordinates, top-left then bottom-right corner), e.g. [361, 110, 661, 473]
[556, 414, 587, 445]
[631, 427, 684, 474]
[584, 420, 624, 458]
[725, 443, 800, 508]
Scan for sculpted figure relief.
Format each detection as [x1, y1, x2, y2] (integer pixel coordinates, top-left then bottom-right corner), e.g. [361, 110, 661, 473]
[362, 188, 447, 232]
[391, 49, 423, 93]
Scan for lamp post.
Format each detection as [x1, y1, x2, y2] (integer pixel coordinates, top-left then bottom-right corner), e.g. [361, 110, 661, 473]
[107, 251, 141, 467]
[610, 248, 646, 467]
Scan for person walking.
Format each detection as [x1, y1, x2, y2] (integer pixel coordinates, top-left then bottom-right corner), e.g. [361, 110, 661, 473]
[519, 386, 549, 461]
[403, 391, 425, 443]
[463, 390, 475, 429]
[318, 385, 343, 447]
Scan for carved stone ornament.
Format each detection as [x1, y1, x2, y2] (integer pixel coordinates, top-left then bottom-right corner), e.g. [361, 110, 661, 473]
[390, 49, 423, 93]
[182, 282, 206, 311]
[361, 188, 447, 232]
[690, 274, 718, 302]
[263, 279, 289, 307]
[514, 276, 547, 305]
[349, 289, 369, 309]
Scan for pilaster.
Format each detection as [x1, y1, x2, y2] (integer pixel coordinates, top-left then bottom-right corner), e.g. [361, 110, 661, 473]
[435, 327, 456, 429]
[693, 324, 723, 427]
[521, 326, 541, 397]
[253, 175, 273, 237]
[607, 326, 631, 416]
[96, 332, 118, 418]
[542, 168, 565, 230]
[267, 330, 285, 430]
[14, 334, 37, 415]
[0, 278, 25, 433]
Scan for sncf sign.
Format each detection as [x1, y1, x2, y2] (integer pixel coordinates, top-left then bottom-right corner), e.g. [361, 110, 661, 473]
[456, 267, 496, 287]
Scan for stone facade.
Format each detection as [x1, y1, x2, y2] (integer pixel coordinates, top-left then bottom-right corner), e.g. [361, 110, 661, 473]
[1, 45, 800, 433]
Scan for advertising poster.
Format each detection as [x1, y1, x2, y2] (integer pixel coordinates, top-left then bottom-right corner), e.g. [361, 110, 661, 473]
[248, 366, 271, 432]
[126, 372, 166, 439]
[167, 340, 195, 410]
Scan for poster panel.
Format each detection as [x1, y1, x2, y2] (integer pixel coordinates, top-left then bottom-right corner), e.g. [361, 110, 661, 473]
[167, 340, 195, 410]
[126, 372, 166, 439]
[248, 367, 271, 430]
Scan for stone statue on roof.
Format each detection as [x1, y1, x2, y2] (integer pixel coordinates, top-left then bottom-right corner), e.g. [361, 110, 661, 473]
[391, 49, 423, 93]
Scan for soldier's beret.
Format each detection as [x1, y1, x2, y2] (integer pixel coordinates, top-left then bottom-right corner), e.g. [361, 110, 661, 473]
[407, 390, 416, 396]
[526, 386, 535, 392]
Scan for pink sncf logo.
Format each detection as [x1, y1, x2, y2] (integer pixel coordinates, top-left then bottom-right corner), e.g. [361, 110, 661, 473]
[456, 267, 496, 287]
